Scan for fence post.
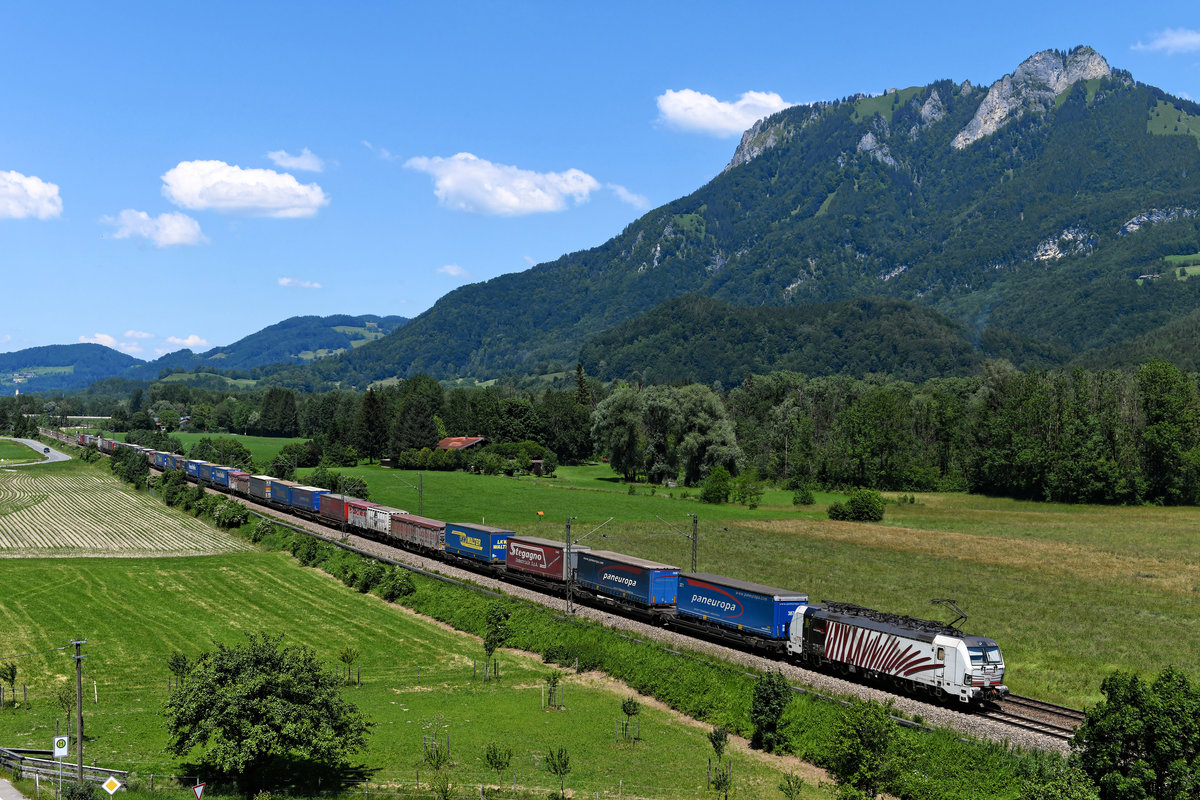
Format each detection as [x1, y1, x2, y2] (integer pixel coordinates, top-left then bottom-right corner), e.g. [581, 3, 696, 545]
[357, 664, 361, 686]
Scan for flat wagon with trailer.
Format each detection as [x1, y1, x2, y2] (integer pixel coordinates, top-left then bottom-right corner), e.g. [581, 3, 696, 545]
[575, 550, 679, 608]
[444, 522, 511, 564]
[674, 573, 808, 648]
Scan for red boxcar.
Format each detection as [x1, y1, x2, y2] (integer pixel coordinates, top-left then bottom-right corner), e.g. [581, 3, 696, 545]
[390, 513, 446, 552]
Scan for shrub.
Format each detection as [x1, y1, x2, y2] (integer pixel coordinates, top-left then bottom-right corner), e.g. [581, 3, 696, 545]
[792, 487, 815, 506]
[376, 569, 416, 602]
[828, 489, 884, 522]
[700, 466, 732, 504]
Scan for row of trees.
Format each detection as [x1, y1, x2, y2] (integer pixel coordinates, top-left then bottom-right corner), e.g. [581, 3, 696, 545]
[12, 357, 1200, 505]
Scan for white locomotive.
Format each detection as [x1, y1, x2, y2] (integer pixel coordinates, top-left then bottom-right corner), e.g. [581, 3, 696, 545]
[788, 601, 1008, 703]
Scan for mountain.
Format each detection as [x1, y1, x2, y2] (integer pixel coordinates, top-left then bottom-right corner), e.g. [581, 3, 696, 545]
[3, 314, 407, 392]
[578, 295, 1063, 386]
[328, 46, 1200, 383]
[0, 344, 142, 392]
[124, 314, 408, 380]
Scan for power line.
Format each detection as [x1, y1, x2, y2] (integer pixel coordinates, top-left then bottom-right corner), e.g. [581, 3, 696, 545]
[0, 644, 70, 660]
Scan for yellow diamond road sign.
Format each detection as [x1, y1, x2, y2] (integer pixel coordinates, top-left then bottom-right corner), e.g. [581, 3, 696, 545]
[103, 777, 122, 795]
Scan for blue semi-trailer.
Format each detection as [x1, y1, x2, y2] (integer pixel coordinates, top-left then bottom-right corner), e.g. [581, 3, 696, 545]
[444, 522, 512, 563]
[675, 573, 808, 639]
[575, 550, 680, 607]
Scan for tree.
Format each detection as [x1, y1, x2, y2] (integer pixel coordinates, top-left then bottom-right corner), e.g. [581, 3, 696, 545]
[390, 391, 440, 454]
[545, 746, 572, 799]
[483, 741, 512, 789]
[337, 645, 360, 683]
[354, 388, 388, 464]
[164, 632, 372, 791]
[0, 662, 15, 707]
[1074, 666, 1200, 800]
[778, 774, 806, 800]
[828, 699, 903, 799]
[707, 725, 729, 762]
[483, 603, 510, 671]
[53, 682, 74, 722]
[750, 670, 791, 753]
[260, 387, 300, 437]
[167, 652, 189, 688]
[621, 695, 641, 742]
[591, 385, 645, 481]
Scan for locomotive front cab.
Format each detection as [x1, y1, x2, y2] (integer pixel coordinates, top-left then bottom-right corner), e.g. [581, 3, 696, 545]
[959, 636, 1008, 701]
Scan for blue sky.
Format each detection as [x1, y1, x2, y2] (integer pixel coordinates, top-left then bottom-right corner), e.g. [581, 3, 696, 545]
[2, 2, 1198, 359]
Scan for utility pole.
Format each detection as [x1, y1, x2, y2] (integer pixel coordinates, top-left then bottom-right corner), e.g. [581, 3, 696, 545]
[564, 517, 575, 616]
[72, 639, 86, 782]
[689, 514, 698, 572]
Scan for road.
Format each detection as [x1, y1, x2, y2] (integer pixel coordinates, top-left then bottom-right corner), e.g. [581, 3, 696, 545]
[0, 437, 70, 466]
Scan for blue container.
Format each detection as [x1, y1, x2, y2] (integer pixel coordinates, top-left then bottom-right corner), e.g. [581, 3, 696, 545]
[445, 522, 512, 563]
[675, 573, 808, 639]
[153, 452, 170, 470]
[271, 480, 296, 507]
[209, 466, 231, 489]
[290, 485, 328, 513]
[185, 460, 209, 481]
[576, 550, 680, 606]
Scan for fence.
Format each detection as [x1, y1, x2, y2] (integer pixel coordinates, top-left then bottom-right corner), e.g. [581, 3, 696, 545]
[0, 747, 128, 786]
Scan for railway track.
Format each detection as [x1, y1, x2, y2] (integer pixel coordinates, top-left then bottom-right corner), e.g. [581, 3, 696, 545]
[980, 694, 1086, 741]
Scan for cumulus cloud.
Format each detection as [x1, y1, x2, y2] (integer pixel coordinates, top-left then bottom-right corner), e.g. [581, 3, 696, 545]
[165, 334, 210, 350]
[0, 170, 63, 219]
[267, 147, 324, 172]
[80, 333, 145, 356]
[405, 152, 601, 215]
[125, 330, 153, 339]
[103, 209, 208, 247]
[656, 89, 793, 137]
[278, 277, 323, 289]
[1133, 28, 1200, 54]
[437, 264, 469, 279]
[79, 333, 118, 348]
[162, 160, 328, 218]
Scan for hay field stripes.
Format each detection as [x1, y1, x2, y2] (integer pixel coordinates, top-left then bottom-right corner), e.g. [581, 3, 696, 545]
[0, 469, 251, 557]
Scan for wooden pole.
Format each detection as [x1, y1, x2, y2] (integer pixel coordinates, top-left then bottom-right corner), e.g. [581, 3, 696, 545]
[73, 638, 86, 782]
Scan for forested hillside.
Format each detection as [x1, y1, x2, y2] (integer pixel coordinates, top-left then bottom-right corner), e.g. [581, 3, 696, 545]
[325, 47, 1200, 385]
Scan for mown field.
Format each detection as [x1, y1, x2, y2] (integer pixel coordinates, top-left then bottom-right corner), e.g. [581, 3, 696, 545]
[169, 432, 306, 465]
[0, 437, 45, 464]
[310, 461, 1200, 708]
[0, 552, 824, 799]
[0, 460, 250, 558]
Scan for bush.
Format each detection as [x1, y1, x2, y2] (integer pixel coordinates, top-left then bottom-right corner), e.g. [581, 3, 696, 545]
[61, 783, 97, 800]
[828, 489, 884, 522]
[792, 486, 815, 506]
[700, 465, 732, 504]
[376, 569, 416, 602]
[248, 517, 276, 543]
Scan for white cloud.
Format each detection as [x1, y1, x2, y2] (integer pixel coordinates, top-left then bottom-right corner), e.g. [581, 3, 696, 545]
[363, 140, 398, 161]
[267, 147, 324, 172]
[607, 183, 650, 209]
[124, 330, 153, 339]
[79, 333, 118, 348]
[80, 333, 145, 356]
[162, 160, 329, 218]
[278, 277, 323, 289]
[405, 152, 601, 215]
[437, 264, 469, 279]
[0, 170, 63, 219]
[656, 89, 793, 137]
[1133, 28, 1200, 55]
[165, 334, 210, 350]
[103, 209, 208, 247]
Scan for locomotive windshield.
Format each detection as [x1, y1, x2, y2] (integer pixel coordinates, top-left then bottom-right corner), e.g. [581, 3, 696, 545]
[967, 645, 1003, 665]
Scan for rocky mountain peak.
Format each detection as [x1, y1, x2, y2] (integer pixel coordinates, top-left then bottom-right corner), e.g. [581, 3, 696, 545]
[951, 46, 1111, 149]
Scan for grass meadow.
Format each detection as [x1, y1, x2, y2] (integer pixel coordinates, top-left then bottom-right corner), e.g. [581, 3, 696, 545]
[310, 461, 1200, 708]
[0, 437, 46, 465]
[169, 433, 306, 465]
[0, 552, 826, 799]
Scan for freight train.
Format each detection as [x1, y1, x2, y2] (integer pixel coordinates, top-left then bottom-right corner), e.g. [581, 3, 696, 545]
[82, 433, 1008, 704]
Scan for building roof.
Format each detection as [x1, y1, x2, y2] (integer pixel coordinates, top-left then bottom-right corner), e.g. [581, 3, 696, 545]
[437, 436, 487, 450]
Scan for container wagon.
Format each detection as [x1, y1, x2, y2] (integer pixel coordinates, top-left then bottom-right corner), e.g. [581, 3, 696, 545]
[505, 536, 587, 583]
[390, 513, 446, 553]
